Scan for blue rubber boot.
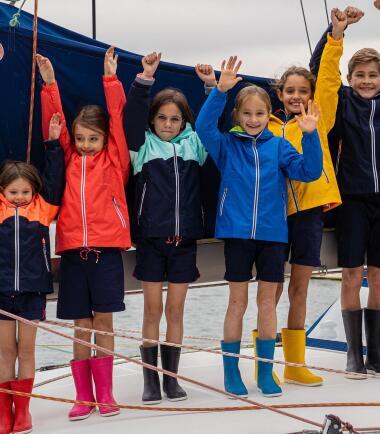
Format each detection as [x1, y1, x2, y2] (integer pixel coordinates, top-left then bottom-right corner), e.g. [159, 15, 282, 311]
[221, 341, 248, 397]
[256, 338, 282, 397]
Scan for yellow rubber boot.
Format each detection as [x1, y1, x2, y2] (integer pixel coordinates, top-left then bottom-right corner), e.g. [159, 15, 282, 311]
[252, 330, 280, 385]
[282, 328, 323, 386]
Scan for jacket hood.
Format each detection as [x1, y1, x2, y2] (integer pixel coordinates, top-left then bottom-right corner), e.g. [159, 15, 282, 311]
[147, 122, 196, 145]
[229, 125, 274, 142]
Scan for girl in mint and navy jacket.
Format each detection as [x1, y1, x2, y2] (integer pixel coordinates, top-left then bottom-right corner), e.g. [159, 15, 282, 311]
[195, 57, 322, 397]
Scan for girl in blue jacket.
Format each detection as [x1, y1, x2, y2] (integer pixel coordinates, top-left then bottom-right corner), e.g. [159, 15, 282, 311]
[195, 56, 322, 397]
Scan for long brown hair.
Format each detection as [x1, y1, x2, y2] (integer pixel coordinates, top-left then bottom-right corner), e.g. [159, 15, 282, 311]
[72, 105, 110, 140]
[273, 66, 316, 96]
[0, 160, 42, 194]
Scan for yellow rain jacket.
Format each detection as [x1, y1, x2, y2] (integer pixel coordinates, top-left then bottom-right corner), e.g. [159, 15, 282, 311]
[269, 34, 342, 216]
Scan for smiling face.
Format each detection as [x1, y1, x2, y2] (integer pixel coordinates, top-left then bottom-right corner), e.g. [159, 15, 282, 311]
[74, 123, 105, 156]
[277, 74, 313, 115]
[152, 103, 184, 141]
[236, 94, 270, 135]
[348, 61, 380, 99]
[3, 178, 34, 207]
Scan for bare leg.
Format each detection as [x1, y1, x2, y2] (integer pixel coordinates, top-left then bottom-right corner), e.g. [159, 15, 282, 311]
[275, 282, 284, 306]
[223, 282, 249, 342]
[0, 321, 17, 382]
[93, 312, 114, 358]
[142, 282, 163, 347]
[165, 283, 188, 344]
[341, 267, 364, 310]
[287, 264, 313, 329]
[17, 321, 38, 379]
[73, 318, 93, 360]
[257, 281, 278, 339]
[367, 266, 380, 309]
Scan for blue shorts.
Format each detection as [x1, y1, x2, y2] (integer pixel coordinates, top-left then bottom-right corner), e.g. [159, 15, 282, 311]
[224, 239, 286, 283]
[287, 206, 324, 267]
[134, 238, 200, 284]
[337, 195, 380, 268]
[57, 248, 125, 320]
[0, 292, 46, 321]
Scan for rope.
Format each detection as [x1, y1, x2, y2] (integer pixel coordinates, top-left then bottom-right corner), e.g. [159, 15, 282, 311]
[26, 0, 38, 163]
[45, 319, 378, 380]
[0, 309, 323, 430]
[8, 0, 27, 27]
[324, 0, 330, 25]
[299, 0, 313, 56]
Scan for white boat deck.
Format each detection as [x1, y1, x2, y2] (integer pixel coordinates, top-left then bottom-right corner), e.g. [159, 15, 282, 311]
[32, 347, 380, 434]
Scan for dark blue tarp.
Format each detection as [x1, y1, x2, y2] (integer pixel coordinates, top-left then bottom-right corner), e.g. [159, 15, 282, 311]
[0, 3, 281, 237]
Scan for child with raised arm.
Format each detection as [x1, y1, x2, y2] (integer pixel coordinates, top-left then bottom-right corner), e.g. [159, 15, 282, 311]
[310, 4, 380, 377]
[0, 115, 65, 434]
[37, 47, 130, 420]
[125, 52, 210, 404]
[195, 56, 322, 397]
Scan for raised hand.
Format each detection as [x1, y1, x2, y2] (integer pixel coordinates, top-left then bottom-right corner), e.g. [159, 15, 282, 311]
[344, 6, 365, 24]
[36, 54, 55, 85]
[374, 0, 380, 10]
[195, 64, 217, 87]
[331, 8, 347, 40]
[141, 52, 161, 79]
[104, 47, 118, 76]
[217, 56, 242, 93]
[295, 100, 320, 133]
[48, 113, 63, 141]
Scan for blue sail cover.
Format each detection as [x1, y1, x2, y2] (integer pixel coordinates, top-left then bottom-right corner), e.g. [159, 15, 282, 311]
[0, 3, 281, 237]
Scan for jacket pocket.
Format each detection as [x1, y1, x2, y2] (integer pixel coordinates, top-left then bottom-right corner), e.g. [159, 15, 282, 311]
[219, 187, 228, 216]
[112, 196, 127, 228]
[42, 238, 50, 273]
[138, 183, 147, 225]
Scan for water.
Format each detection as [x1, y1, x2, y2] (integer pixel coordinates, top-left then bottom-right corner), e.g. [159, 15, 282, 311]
[35, 279, 340, 369]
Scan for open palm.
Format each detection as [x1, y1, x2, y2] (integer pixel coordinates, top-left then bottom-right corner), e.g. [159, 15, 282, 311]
[217, 56, 242, 93]
[104, 47, 118, 76]
[295, 101, 320, 133]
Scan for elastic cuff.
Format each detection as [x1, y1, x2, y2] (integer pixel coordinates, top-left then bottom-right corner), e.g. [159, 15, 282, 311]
[327, 33, 343, 45]
[102, 74, 118, 82]
[204, 83, 216, 95]
[136, 74, 155, 86]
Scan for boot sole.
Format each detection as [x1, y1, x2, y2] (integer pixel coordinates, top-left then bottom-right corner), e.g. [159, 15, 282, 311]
[227, 393, 248, 399]
[13, 429, 33, 434]
[344, 374, 367, 380]
[366, 369, 380, 376]
[142, 399, 162, 405]
[100, 409, 120, 417]
[258, 387, 282, 397]
[284, 379, 323, 387]
[165, 394, 188, 402]
[69, 407, 96, 421]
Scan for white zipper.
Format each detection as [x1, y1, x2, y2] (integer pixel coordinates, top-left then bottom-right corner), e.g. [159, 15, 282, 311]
[219, 187, 228, 216]
[112, 196, 127, 228]
[251, 139, 260, 239]
[80, 157, 88, 246]
[370, 100, 378, 193]
[138, 182, 147, 225]
[42, 238, 50, 272]
[173, 144, 180, 236]
[14, 208, 19, 291]
[282, 192, 287, 221]
[282, 121, 300, 212]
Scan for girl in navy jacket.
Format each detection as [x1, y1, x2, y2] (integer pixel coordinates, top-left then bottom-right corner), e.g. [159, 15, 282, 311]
[196, 57, 322, 397]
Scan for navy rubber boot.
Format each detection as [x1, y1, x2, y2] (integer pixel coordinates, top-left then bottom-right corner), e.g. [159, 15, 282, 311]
[256, 338, 282, 397]
[221, 340, 248, 398]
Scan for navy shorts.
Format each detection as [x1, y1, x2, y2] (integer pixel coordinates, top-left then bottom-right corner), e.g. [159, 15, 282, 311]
[224, 238, 286, 283]
[0, 292, 46, 321]
[57, 248, 125, 320]
[287, 206, 324, 267]
[337, 195, 380, 268]
[134, 238, 199, 284]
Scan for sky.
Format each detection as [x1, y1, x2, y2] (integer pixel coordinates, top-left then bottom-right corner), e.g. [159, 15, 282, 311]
[2, 0, 380, 82]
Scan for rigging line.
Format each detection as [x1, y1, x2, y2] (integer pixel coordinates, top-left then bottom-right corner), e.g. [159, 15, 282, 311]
[324, 0, 330, 25]
[299, 0, 312, 56]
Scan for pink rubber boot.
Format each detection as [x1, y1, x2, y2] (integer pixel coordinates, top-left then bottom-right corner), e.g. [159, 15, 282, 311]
[0, 381, 13, 434]
[10, 378, 34, 434]
[90, 356, 120, 417]
[68, 359, 96, 421]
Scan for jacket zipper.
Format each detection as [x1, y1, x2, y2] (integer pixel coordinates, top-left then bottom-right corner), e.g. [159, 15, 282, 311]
[112, 196, 127, 228]
[173, 144, 180, 236]
[370, 100, 378, 193]
[282, 121, 299, 212]
[14, 208, 19, 291]
[251, 138, 260, 239]
[322, 167, 330, 183]
[138, 182, 147, 225]
[219, 187, 228, 216]
[282, 192, 287, 221]
[80, 156, 88, 246]
[42, 238, 50, 272]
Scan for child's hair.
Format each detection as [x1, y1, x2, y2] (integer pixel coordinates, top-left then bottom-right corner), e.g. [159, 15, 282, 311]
[72, 105, 110, 139]
[232, 85, 272, 125]
[0, 160, 42, 193]
[348, 48, 380, 78]
[273, 66, 316, 96]
[149, 88, 194, 129]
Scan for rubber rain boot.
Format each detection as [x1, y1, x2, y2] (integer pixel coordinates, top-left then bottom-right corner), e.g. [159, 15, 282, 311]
[160, 344, 187, 401]
[10, 378, 34, 434]
[364, 308, 380, 375]
[140, 346, 162, 405]
[256, 339, 282, 397]
[252, 329, 280, 385]
[221, 340, 248, 398]
[282, 328, 323, 386]
[342, 309, 367, 379]
[0, 381, 13, 434]
[68, 359, 96, 421]
[90, 356, 120, 417]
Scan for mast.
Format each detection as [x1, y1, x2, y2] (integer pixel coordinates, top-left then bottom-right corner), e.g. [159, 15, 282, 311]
[91, 0, 96, 40]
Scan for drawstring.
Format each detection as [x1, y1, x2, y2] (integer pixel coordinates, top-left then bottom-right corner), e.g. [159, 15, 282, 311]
[80, 248, 101, 263]
[165, 236, 183, 247]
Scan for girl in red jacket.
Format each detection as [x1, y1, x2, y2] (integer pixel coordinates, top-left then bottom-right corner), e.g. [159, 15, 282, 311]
[37, 47, 130, 421]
